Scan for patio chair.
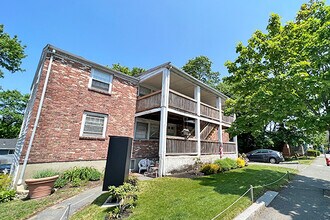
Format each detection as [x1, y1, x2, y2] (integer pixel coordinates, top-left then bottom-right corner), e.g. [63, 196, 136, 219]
[138, 158, 151, 174]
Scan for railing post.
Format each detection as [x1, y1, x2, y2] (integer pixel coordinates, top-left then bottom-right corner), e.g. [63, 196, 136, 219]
[250, 185, 254, 203]
[287, 171, 290, 181]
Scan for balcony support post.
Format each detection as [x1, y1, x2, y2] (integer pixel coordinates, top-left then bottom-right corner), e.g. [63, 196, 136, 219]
[194, 86, 201, 157]
[158, 68, 170, 177]
[216, 97, 223, 146]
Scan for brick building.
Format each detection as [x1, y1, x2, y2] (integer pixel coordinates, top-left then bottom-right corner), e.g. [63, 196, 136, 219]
[12, 45, 237, 185]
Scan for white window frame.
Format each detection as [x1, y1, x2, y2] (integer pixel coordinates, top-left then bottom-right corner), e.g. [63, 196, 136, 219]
[88, 68, 113, 94]
[80, 111, 108, 138]
[134, 118, 176, 140]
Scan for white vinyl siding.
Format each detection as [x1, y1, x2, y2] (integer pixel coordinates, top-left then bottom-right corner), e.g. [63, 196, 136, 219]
[89, 69, 113, 93]
[80, 112, 108, 138]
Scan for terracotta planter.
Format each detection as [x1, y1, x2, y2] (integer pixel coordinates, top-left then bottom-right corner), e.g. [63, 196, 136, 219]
[25, 175, 59, 199]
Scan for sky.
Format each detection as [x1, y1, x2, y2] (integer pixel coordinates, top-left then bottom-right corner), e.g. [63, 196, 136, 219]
[0, 0, 310, 94]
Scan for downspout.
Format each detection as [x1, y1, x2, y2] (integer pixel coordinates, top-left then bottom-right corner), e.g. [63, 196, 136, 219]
[17, 50, 55, 185]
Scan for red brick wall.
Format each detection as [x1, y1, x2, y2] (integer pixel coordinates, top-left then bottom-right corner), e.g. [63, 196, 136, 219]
[207, 126, 219, 141]
[132, 140, 159, 159]
[222, 129, 230, 143]
[21, 54, 137, 164]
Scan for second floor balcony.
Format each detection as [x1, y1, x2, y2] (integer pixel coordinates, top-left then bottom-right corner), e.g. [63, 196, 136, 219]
[136, 89, 234, 123]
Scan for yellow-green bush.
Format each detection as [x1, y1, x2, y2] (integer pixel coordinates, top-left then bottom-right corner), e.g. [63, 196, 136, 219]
[237, 158, 246, 168]
[200, 163, 220, 175]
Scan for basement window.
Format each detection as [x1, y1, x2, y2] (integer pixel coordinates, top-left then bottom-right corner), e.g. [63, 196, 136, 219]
[89, 69, 113, 93]
[80, 112, 108, 138]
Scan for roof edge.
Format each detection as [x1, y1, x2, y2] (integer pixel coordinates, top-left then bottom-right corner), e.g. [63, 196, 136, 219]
[44, 44, 139, 84]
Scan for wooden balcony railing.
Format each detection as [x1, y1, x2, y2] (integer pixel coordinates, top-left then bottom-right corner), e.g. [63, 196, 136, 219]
[201, 103, 220, 120]
[169, 90, 197, 114]
[223, 142, 236, 153]
[166, 136, 197, 155]
[222, 114, 235, 124]
[201, 140, 219, 155]
[136, 89, 226, 123]
[136, 91, 161, 113]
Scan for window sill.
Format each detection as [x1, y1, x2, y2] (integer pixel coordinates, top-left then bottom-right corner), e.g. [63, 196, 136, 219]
[88, 88, 111, 96]
[79, 136, 106, 141]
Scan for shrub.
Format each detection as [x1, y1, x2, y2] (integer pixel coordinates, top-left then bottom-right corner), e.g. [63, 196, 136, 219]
[200, 163, 220, 175]
[107, 183, 138, 219]
[125, 176, 138, 187]
[63, 167, 102, 182]
[306, 149, 321, 157]
[0, 189, 16, 203]
[32, 170, 59, 179]
[237, 158, 246, 168]
[54, 175, 69, 188]
[0, 174, 16, 203]
[0, 174, 12, 191]
[214, 158, 238, 171]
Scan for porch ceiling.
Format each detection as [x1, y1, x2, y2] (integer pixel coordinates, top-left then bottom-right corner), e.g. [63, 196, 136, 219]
[139, 71, 224, 108]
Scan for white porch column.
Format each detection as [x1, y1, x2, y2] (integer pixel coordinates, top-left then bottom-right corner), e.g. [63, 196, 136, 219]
[158, 68, 170, 177]
[216, 97, 223, 144]
[194, 86, 201, 156]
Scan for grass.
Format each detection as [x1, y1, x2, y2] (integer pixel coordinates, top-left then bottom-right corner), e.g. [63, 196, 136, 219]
[285, 156, 316, 165]
[71, 165, 296, 220]
[0, 183, 99, 220]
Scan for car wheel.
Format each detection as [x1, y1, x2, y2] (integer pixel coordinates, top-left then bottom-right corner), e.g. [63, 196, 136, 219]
[269, 158, 277, 164]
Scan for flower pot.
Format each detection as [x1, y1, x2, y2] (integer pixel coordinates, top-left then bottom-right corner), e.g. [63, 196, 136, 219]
[25, 175, 59, 199]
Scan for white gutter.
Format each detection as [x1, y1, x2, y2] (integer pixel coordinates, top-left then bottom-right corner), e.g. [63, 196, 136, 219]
[17, 50, 55, 185]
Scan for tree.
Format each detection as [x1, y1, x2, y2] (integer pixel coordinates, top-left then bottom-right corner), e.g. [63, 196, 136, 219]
[182, 56, 220, 88]
[0, 90, 29, 138]
[111, 63, 145, 76]
[224, 1, 330, 145]
[0, 24, 26, 78]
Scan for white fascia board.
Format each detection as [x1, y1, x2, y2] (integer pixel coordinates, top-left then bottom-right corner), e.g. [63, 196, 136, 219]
[135, 108, 161, 117]
[139, 67, 167, 83]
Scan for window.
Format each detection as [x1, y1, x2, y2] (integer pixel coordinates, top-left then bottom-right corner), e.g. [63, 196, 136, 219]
[134, 120, 177, 140]
[149, 124, 159, 139]
[80, 112, 108, 138]
[135, 122, 148, 139]
[89, 69, 113, 93]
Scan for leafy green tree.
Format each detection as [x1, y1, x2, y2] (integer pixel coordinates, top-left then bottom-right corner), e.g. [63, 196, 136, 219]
[182, 56, 220, 88]
[224, 1, 330, 144]
[0, 24, 26, 78]
[0, 90, 29, 138]
[111, 63, 145, 76]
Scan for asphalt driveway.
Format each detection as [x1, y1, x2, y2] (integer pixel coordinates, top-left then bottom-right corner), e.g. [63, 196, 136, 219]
[254, 155, 330, 220]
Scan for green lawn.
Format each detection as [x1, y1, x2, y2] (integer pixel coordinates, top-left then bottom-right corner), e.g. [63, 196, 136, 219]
[71, 165, 296, 220]
[285, 156, 316, 165]
[0, 184, 99, 220]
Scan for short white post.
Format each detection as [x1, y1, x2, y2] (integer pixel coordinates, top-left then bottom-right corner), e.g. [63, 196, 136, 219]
[250, 185, 254, 202]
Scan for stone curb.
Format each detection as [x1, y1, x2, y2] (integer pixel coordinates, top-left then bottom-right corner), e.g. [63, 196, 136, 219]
[233, 191, 279, 220]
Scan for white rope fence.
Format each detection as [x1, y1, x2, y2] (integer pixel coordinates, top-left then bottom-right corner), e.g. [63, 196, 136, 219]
[59, 203, 71, 220]
[211, 171, 290, 220]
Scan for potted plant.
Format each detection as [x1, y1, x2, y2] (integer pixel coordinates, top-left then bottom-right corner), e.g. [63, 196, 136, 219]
[25, 170, 59, 199]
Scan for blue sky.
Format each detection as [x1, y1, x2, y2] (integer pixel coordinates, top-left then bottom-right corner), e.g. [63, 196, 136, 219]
[1, 0, 309, 94]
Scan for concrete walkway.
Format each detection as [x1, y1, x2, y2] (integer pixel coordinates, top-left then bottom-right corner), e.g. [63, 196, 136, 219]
[254, 155, 330, 220]
[28, 174, 153, 220]
[29, 186, 103, 220]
